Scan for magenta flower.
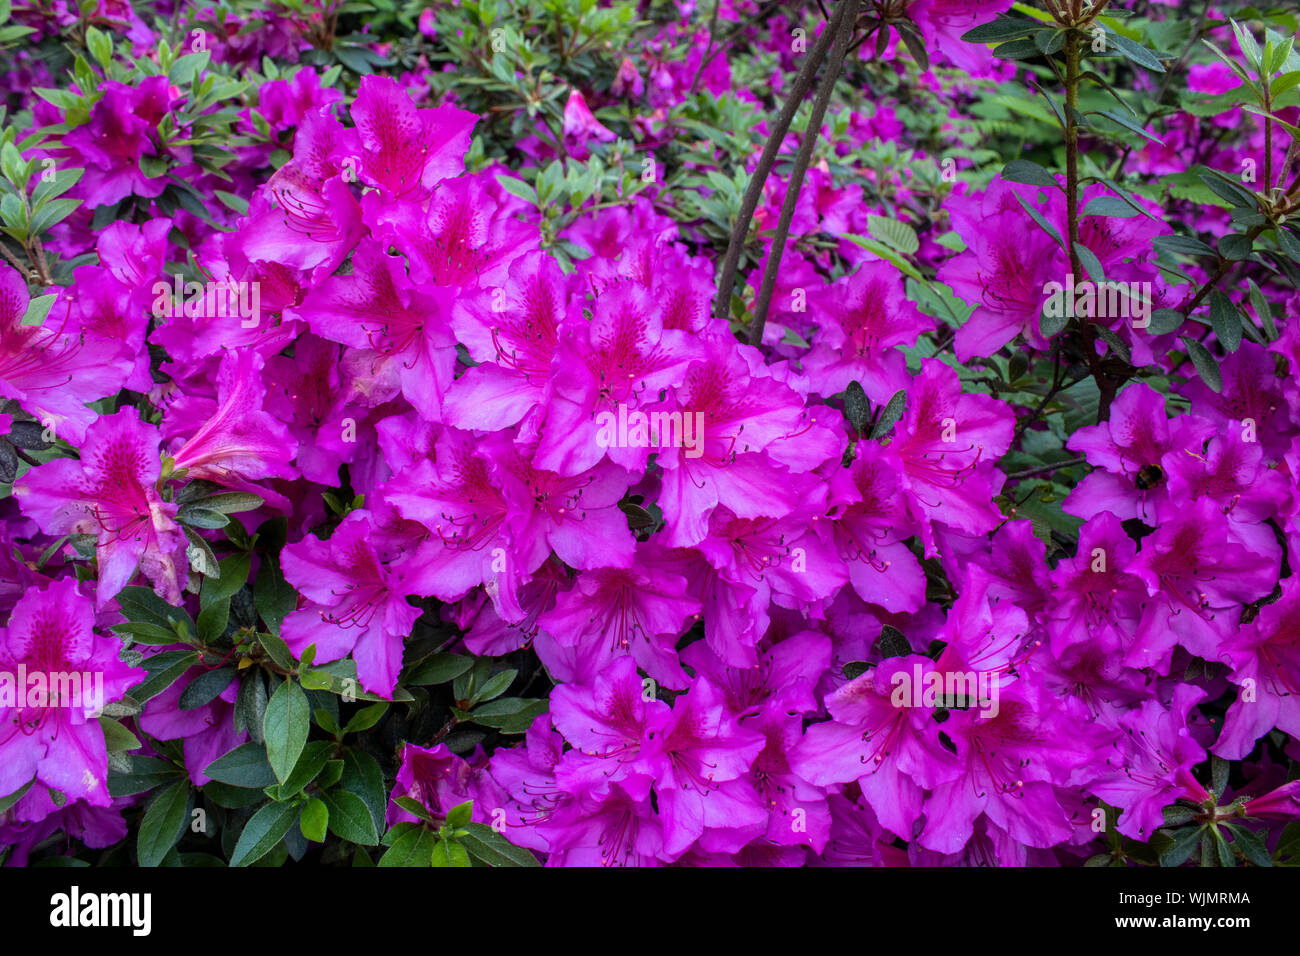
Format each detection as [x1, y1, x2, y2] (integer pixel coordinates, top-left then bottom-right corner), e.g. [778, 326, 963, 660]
[917, 680, 1108, 853]
[1091, 685, 1212, 840]
[240, 109, 365, 283]
[345, 75, 478, 197]
[14, 407, 185, 605]
[634, 676, 767, 858]
[1063, 382, 1214, 525]
[803, 261, 932, 403]
[1214, 577, 1300, 759]
[294, 239, 459, 422]
[386, 741, 505, 827]
[444, 251, 567, 433]
[827, 441, 926, 614]
[0, 578, 143, 812]
[0, 264, 132, 444]
[280, 511, 422, 697]
[1045, 512, 1147, 661]
[906, 0, 1015, 76]
[882, 358, 1014, 555]
[165, 347, 300, 507]
[938, 195, 1065, 361]
[792, 656, 962, 840]
[535, 561, 701, 690]
[562, 89, 616, 159]
[1128, 498, 1278, 672]
[60, 77, 174, 207]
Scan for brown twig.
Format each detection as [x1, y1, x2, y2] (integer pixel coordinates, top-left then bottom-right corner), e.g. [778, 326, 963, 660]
[712, 2, 841, 325]
[746, 0, 859, 346]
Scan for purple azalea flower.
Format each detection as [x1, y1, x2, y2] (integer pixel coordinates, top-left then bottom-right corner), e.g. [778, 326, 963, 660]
[14, 407, 185, 605]
[0, 578, 143, 812]
[279, 510, 422, 697]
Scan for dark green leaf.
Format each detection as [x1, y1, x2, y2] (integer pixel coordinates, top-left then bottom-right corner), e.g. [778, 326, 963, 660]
[1001, 159, 1057, 188]
[229, 800, 298, 866]
[203, 741, 277, 788]
[137, 780, 190, 867]
[321, 789, 380, 845]
[1181, 337, 1223, 392]
[264, 678, 310, 784]
[377, 825, 436, 867]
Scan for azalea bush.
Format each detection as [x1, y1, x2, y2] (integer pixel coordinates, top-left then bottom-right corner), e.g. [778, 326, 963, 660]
[0, 0, 1298, 868]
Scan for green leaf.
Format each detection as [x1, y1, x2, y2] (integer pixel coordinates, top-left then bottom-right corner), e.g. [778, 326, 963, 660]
[1226, 825, 1272, 867]
[1094, 108, 1162, 144]
[268, 740, 334, 798]
[960, 17, 1039, 44]
[1219, 233, 1253, 261]
[497, 176, 538, 204]
[98, 716, 142, 752]
[137, 780, 190, 867]
[1082, 196, 1137, 218]
[342, 701, 388, 734]
[1001, 159, 1058, 188]
[300, 797, 329, 843]
[108, 756, 182, 798]
[1014, 192, 1065, 249]
[0, 779, 35, 813]
[1207, 291, 1243, 352]
[445, 800, 473, 830]
[263, 678, 310, 784]
[1247, 279, 1277, 340]
[27, 198, 82, 237]
[229, 800, 298, 866]
[469, 697, 548, 732]
[196, 597, 230, 644]
[1153, 234, 1214, 258]
[178, 506, 229, 529]
[21, 293, 57, 327]
[130, 650, 200, 704]
[1213, 827, 1236, 867]
[1159, 825, 1205, 867]
[321, 789, 380, 845]
[870, 390, 907, 440]
[378, 825, 437, 867]
[1108, 33, 1165, 72]
[340, 749, 387, 834]
[842, 380, 870, 434]
[842, 234, 923, 280]
[1200, 172, 1256, 209]
[200, 553, 252, 605]
[1211, 754, 1230, 797]
[1073, 243, 1105, 282]
[203, 741, 277, 788]
[116, 586, 194, 634]
[1147, 308, 1185, 335]
[254, 552, 296, 636]
[235, 672, 268, 744]
[470, 669, 517, 705]
[431, 837, 472, 867]
[255, 631, 297, 671]
[194, 492, 264, 514]
[866, 214, 919, 256]
[406, 653, 475, 686]
[460, 822, 542, 867]
[1181, 337, 1223, 393]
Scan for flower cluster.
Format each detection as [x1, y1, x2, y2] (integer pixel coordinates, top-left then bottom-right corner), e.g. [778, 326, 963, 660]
[0, 0, 1297, 868]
